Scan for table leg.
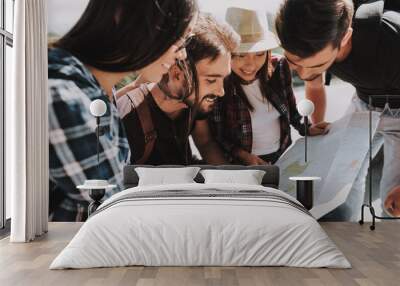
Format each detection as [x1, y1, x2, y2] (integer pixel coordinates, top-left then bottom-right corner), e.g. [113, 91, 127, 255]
[296, 181, 314, 210]
[88, 189, 105, 216]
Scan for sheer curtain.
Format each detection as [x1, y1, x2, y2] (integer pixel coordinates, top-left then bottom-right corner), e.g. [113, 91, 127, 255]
[9, 0, 48, 242]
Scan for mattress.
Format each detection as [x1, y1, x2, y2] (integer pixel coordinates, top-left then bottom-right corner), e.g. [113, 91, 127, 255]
[50, 183, 351, 269]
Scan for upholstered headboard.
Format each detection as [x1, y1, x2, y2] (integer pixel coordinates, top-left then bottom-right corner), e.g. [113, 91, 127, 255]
[123, 165, 280, 189]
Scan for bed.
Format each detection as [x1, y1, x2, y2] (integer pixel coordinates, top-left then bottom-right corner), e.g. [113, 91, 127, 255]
[50, 165, 350, 269]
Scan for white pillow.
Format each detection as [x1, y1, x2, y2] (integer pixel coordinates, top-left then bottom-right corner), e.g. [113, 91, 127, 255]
[200, 169, 266, 185]
[135, 167, 201, 186]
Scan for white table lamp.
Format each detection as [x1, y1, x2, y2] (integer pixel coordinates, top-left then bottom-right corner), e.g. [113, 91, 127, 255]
[76, 99, 115, 216]
[297, 99, 315, 163]
[90, 99, 107, 117]
[90, 99, 107, 165]
[290, 99, 318, 211]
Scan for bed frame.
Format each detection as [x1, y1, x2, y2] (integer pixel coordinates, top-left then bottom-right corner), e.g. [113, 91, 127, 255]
[123, 165, 280, 189]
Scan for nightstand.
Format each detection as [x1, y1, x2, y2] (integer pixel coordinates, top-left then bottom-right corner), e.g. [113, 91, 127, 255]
[77, 180, 116, 216]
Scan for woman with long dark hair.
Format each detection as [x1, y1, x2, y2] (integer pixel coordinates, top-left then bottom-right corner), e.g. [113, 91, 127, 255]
[209, 7, 328, 165]
[48, 0, 197, 221]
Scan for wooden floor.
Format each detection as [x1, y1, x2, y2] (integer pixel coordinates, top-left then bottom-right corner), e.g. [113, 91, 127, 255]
[0, 222, 399, 286]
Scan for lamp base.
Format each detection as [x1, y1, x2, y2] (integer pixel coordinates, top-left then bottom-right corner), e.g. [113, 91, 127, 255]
[296, 180, 313, 210]
[77, 180, 116, 216]
[289, 177, 321, 210]
[88, 188, 106, 216]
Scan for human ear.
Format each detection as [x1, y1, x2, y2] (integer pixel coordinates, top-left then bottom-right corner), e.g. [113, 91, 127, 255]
[168, 64, 184, 82]
[166, 64, 184, 95]
[340, 27, 353, 49]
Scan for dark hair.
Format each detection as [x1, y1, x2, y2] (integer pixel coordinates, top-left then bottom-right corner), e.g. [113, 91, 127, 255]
[157, 14, 240, 103]
[186, 14, 240, 64]
[275, 0, 354, 58]
[55, 0, 197, 72]
[225, 51, 273, 112]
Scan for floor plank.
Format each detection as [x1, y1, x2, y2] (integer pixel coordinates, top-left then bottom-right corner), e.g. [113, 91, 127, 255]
[0, 222, 399, 286]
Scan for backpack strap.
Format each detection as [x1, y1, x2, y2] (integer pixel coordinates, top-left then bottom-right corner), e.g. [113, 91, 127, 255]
[125, 84, 157, 164]
[354, 0, 384, 22]
[137, 85, 157, 164]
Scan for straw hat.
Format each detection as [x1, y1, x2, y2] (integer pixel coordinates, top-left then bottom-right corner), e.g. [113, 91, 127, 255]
[225, 7, 279, 53]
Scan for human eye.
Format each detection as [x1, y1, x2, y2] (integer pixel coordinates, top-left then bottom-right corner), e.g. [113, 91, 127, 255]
[206, 79, 217, 84]
[232, 53, 245, 58]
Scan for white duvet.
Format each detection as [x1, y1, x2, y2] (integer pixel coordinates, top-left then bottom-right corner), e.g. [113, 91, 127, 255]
[50, 183, 351, 269]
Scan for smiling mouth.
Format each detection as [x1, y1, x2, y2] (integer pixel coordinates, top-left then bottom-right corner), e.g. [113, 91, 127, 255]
[240, 69, 256, 76]
[204, 95, 218, 103]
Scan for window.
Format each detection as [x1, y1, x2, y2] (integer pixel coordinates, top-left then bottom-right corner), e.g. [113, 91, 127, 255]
[1, 0, 14, 231]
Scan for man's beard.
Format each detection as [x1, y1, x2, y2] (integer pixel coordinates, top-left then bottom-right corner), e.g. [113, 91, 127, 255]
[185, 94, 218, 117]
[157, 80, 191, 105]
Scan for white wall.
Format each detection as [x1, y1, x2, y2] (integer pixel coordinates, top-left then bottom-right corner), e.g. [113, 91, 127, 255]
[47, 0, 284, 36]
[199, 0, 283, 19]
[48, 0, 89, 36]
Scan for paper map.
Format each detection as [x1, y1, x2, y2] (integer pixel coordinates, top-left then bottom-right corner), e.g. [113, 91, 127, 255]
[276, 112, 381, 219]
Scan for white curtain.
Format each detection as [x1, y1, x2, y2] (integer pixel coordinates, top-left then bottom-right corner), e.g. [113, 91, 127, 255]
[9, 0, 49, 242]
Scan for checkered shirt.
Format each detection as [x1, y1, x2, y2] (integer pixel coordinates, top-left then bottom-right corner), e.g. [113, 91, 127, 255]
[48, 48, 130, 221]
[209, 57, 307, 162]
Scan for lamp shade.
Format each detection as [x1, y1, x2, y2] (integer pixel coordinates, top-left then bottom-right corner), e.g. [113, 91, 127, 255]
[297, 99, 315, 116]
[90, 99, 107, 117]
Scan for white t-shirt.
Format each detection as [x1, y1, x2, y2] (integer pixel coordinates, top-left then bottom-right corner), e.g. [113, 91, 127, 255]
[242, 79, 281, 156]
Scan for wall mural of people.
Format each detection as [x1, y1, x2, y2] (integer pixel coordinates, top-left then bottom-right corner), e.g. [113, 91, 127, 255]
[47, 0, 400, 222]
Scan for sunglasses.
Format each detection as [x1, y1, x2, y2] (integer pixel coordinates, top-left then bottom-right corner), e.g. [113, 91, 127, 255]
[176, 33, 195, 52]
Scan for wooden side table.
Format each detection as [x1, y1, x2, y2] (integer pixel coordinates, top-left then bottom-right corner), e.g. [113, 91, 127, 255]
[289, 177, 321, 210]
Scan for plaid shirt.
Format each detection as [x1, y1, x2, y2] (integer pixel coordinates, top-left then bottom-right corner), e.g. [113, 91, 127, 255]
[48, 48, 130, 221]
[209, 57, 307, 162]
